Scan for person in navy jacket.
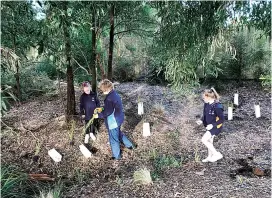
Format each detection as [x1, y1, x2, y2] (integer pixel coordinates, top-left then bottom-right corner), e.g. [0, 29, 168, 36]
[79, 81, 100, 143]
[94, 79, 134, 160]
[196, 88, 224, 163]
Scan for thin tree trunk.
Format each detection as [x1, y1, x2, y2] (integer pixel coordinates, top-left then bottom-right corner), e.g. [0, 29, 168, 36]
[97, 53, 106, 79]
[14, 61, 20, 100]
[107, 3, 115, 80]
[13, 20, 20, 100]
[63, 2, 76, 121]
[90, 6, 97, 92]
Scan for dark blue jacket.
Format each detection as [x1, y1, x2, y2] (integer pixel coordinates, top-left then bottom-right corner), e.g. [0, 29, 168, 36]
[202, 102, 224, 133]
[99, 90, 124, 130]
[79, 92, 100, 120]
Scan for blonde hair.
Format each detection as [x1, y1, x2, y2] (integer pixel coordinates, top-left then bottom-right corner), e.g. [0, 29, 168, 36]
[99, 79, 114, 92]
[203, 87, 220, 101]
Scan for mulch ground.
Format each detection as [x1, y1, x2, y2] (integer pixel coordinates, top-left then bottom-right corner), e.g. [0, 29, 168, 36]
[1, 81, 271, 198]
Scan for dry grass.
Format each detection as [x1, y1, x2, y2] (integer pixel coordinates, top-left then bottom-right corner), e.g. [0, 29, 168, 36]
[133, 168, 153, 185]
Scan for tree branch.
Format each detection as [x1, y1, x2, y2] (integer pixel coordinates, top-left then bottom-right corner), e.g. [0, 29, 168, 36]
[72, 58, 89, 75]
[114, 29, 154, 36]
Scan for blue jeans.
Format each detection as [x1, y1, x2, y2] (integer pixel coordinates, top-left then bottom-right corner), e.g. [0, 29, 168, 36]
[108, 127, 133, 159]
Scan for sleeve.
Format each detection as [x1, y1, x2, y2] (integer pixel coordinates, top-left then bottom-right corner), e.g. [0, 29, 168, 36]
[79, 95, 85, 115]
[201, 104, 207, 127]
[212, 107, 224, 127]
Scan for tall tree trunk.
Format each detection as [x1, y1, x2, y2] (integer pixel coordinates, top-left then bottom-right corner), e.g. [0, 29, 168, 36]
[97, 53, 106, 80]
[107, 3, 115, 80]
[63, 2, 76, 121]
[90, 6, 97, 92]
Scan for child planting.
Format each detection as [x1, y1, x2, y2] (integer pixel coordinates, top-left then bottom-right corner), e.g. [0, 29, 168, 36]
[79, 81, 100, 143]
[196, 88, 224, 162]
[94, 79, 135, 160]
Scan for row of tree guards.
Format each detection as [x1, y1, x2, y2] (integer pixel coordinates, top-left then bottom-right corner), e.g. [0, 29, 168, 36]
[138, 101, 151, 137]
[47, 93, 261, 162]
[228, 93, 261, 120]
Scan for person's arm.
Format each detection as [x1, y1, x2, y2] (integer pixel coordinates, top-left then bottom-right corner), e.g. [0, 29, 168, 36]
[201, 104, 207, 127]
[212, 107, 224, 127]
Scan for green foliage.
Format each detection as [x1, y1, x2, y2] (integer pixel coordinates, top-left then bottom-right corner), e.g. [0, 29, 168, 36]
[1, 65, 56, 101]
[37, 183, 62, 198]
[0, 85, 17, 117]
[1, 165, 62, 198]
[259, 74, 271, 89]
[36, 60, 59, 80]
[1, 165, 28, 198]
[211, 29, 271, 80]
[114, 57, 135, 82]
[1, 1, 42, 57]
[152, 154, 183, 180]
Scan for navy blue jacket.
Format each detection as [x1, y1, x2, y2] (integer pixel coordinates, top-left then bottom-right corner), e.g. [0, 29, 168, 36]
[99, 90, 124, 130]
[202, 102, 224, 134]
[79, 92, 100, 120]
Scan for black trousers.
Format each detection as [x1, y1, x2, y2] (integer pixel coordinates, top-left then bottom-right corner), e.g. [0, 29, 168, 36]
[85, 119, 99, 134]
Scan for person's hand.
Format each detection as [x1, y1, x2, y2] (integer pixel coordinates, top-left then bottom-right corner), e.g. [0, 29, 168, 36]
[206, 124, 213, 131]
[95, 107, 103, 113]
[93, 113, 98, 119]
[196, 120, 203, 125]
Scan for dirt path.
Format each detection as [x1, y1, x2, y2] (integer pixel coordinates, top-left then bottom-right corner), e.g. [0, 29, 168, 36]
[1, 82, 271, 198]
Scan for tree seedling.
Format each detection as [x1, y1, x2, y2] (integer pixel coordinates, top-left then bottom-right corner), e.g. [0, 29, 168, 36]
[33, 141, 41, 162]
[68, 120, 75, 145]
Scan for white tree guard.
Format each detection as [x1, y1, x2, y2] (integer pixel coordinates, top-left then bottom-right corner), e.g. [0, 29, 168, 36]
[228, 107, 233, 120]
[138, 102, 144, 115]
[234, 93, 239, 106]
[48, 149, 62, 162]
[79, 144, 92, 158]
[254, 105, 261, 118]
[143, 122, 151, 137]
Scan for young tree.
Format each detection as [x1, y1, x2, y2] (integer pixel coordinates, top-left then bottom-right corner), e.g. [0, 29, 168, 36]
[1, 1, 40, 100]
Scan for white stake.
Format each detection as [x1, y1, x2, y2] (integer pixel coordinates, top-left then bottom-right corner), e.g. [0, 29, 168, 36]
[138, 102, 144, 115]
[143, 122, 151, 137]
[254, 105, 261, 118]
[228, 106, 233, 120]
[48, 149, 62, 162]
[79, 144, 92, 158]
[234, 93, 239, 106]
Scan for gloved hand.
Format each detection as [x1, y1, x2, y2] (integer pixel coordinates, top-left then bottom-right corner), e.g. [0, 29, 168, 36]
[93, 113, 98, 119]
[94, 107, 103, 114]
[206, 124, 213, 131]
[196, 120, 203, 125]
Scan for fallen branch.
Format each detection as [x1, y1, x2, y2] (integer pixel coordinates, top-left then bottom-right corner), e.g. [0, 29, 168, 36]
[29, 173, 55, 181]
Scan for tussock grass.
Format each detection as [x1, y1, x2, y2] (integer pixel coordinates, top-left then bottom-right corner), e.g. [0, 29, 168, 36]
[133, 168, 153, 185]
